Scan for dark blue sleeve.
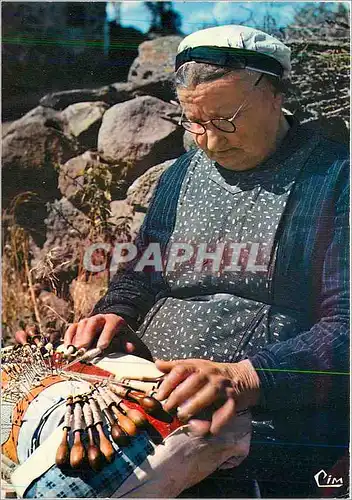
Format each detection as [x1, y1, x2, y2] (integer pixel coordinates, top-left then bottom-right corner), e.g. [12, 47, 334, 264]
[92, 150, 196, 327]
[249, 159, 349, 410]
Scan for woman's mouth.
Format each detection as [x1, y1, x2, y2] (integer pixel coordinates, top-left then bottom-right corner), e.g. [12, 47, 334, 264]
[213, 149, 236, 156]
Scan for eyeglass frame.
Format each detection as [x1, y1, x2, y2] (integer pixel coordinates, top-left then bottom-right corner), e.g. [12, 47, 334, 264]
[178, 73, 264, 135]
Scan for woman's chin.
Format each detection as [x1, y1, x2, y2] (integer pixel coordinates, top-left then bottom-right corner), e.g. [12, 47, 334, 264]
[214, 151, 247, 170]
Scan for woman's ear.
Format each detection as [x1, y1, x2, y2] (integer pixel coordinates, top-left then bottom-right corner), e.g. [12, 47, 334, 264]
[271, 92, 283, 112]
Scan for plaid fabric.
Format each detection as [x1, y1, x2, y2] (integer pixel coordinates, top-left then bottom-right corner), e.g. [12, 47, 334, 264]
[24, 432, 153, 498]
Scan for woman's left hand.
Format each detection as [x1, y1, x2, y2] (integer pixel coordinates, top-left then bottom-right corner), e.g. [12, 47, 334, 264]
[154, 358, 260, 436]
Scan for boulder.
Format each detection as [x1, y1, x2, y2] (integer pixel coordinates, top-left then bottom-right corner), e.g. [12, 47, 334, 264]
[58, 151, 111, 211]
[2, 105, 64, 137]
[58, 151, 129, 213]
[109, 199, 145, 245]
[98, 95, 184, 182]
[2, 121, 14, 137]
[32, 198, 91, 287]
[126, 158, 175, 211]
[61, 101, 109, 150]
[40, 83, 133, 110]
[110, 199, 134, 220]
[109, 200, 136, 242]
[128, 36, 182, 102]
[2, 122, 79, 206]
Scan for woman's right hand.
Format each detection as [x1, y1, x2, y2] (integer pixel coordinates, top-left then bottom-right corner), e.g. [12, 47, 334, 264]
[63, 314, 153, 361]
[64, 314, 126, 350]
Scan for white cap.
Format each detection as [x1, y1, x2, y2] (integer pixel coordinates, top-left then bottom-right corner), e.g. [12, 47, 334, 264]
[176, 25, 291, 78]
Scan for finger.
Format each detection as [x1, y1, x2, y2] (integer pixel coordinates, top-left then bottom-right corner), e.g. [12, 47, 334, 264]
[188, 418, 212, 437]
[155, 364, 196, 401]
[162, 372, 208, 412]
[74, 316, 108, 349]
[15, 329, 28, 345]
[155, 359, 200, 373]
[96, 315, 125, 350]
[176, 383, 224, 421]
[155, 359, 178, 373]
[25, 325, 39, 338]
[64, 322, 78, 346]
[209, 394, 236, 435]
[72, 318, 89, 347]
[124, 341, 135, 354]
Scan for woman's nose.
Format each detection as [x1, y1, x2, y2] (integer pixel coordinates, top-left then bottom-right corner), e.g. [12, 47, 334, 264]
[197, 126, 227, 151]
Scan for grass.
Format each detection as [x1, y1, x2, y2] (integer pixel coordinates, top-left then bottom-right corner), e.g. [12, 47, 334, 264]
[1, 162, 134, 346]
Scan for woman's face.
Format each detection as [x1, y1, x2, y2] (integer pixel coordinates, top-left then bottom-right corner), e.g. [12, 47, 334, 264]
[177, 73, 283, 171]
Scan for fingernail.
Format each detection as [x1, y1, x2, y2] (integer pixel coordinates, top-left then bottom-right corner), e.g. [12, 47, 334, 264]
[177, 406, 191, 422]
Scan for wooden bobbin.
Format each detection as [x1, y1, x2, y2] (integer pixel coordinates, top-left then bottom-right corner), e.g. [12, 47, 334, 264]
[105, 387, 147, 429]
[82, 401, 103, 472]
[88, 395, 115, 463]
[93, 390, 129, 446]
[109, 384, 164, 414]
[70, 396, 86, 469]
[97, 386, 139, 436]
[56, 396, 73, 468]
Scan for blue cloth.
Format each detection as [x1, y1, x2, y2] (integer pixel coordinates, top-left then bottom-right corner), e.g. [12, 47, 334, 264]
[93, 124, 349, 454]
[25, 432, 154, 498]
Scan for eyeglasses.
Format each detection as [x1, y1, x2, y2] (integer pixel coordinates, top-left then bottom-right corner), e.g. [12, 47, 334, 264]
[179, 74, 263, 135]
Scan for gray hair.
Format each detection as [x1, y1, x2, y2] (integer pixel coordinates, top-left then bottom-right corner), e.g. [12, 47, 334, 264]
[174, 62, 288, 96]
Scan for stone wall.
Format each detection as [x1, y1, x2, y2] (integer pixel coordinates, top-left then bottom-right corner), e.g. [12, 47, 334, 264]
[285, 38, 350, 142]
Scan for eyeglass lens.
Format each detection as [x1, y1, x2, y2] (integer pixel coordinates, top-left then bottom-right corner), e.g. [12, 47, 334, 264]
[182, 119, 236, 134]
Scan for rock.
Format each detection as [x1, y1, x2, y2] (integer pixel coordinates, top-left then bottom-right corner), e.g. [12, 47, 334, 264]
[32, 198, 91, 288]
[109, 200, 136, 242]
[40, 83, 133, 110]
[286, 39, 350, 129]
[108, 199, 145, 245]
[2, 121, 14, 137]
[2, 122, 79, 207]
[58, 151, 112, 211]
[108, 159, 178, 244]
[2, 105, 64, 137]
[110, 199, 135, 220]
[98, 95, 184, 182]
[128, 36, 182, 102]
[126, 158, 175, 210]
[61, 101, 109, 150]
[58, 151, 128, 213]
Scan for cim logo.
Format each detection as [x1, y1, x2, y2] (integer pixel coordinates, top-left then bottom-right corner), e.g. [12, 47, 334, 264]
[314, 469, 343, 488]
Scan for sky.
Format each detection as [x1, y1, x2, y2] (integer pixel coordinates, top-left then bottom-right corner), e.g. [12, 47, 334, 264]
[106, 1, 347, 34]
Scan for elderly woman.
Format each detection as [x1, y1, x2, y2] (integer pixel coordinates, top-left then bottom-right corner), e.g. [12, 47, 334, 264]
[17, 25, 349, 498]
